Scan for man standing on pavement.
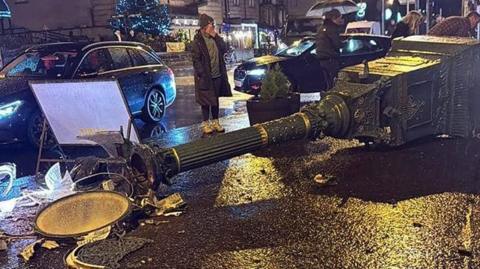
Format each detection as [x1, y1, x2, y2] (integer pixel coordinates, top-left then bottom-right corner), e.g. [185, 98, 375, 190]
[192, 14, 232, 135]
[315, 9, 344, 90]
[428, 11, 480, 37]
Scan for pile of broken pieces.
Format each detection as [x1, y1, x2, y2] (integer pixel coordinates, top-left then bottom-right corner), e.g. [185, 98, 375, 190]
[0, 161, 187, 269]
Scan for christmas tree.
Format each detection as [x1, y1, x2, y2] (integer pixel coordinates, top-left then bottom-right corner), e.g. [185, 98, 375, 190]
[111, 0, 170, 36]
[0, 0, 11, 18]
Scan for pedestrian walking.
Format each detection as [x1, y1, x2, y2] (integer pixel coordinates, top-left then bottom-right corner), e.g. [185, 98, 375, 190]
[315, 9, 344, 90]
[428, 11, 480, 37]
[191, 14, 232, 135]
[391, 10, 424, 39]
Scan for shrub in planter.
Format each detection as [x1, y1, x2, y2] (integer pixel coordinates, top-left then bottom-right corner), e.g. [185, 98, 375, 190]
[246, 64, 300, 126]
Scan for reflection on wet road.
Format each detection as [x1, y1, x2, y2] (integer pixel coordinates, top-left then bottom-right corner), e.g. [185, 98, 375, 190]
[4, 114, 480, 268]
[132, 136, 480, 268]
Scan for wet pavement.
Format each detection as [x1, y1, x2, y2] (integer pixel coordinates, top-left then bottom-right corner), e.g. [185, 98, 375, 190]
[2, 75, 480, 268]
[2, 112, 480, 268]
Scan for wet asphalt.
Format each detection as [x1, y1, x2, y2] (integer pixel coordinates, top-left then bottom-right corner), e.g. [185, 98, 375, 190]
[2, 76, 480, 268]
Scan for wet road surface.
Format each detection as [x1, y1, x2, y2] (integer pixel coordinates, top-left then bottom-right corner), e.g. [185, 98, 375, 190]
[2, 110, 480, 268]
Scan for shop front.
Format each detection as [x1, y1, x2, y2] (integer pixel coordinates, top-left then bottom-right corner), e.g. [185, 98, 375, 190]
[220, 20, 258, 62]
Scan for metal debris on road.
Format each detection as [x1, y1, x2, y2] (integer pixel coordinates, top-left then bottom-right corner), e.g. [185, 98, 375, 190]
[140, 191, 186, 216]
[77, 226, 112, 247]
[19, 239, 43, 262]
[19, 239, 58, 261]
[143, 219, 169, 226]
[313, 174, 337, 187]
[163, 211, 183, 217]
[66, 236, 153, 269]
[35, 191, 130, 239]
[102, 179, 115, 191]
[41, 240, 59, 249]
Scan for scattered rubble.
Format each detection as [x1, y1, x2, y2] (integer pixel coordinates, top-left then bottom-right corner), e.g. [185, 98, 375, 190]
[163, 211, 183, 217]
[77, 226, 112, 247]
[1, 135, 189, 266]
[313, 174, 338, 187]
[19, 239, 43, 262]
[41, 240, 60, 250]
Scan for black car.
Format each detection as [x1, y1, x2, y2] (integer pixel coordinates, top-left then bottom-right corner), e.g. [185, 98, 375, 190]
[234, 34, 391, 95]
[0, 41, 176, 146]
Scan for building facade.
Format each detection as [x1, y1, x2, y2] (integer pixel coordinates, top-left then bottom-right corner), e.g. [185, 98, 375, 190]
[1, 0, 303, 50]
[285, 0, 316, 17]
[4, 0, 116, 39]
[259, 0, 286, 28]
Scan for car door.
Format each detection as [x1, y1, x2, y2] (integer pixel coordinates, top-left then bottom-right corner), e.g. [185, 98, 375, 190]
[283, 48, 327, 93]
[107, 47, 149, 115]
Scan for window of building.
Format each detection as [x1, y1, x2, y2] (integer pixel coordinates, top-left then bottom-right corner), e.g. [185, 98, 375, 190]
[248, 0, 254, 7]
[232, 0, 239, 6]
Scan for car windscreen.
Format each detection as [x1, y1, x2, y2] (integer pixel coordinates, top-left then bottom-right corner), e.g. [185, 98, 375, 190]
[285, 18, 323, 36]
[339, 38, 382, 55]
[276, 40, 315, 57]
[308, 37, 385, 56]
[345, 28, 371, 34]
[0, 50, 78, 78]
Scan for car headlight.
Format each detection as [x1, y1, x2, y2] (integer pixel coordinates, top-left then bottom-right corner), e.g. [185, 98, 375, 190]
[246, 69, 266, 76]
[0, 100, 23, 119]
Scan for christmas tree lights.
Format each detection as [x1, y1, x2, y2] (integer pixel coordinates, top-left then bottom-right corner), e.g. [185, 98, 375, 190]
[111, 0, 170, 36]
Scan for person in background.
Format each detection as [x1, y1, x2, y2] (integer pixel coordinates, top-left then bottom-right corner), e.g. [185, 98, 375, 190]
[114, 30, 122, 41]
[127, 30, 137, 41]
[391, 10, 424, 39]
[315, 9, 344, 89]
[428, 11, 480, 37]
[40, 55, 59, 78]
[191, 14, 232, 135]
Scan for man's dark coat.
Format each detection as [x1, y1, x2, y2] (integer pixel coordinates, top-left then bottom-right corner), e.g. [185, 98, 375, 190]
[191, 31, 232, 106]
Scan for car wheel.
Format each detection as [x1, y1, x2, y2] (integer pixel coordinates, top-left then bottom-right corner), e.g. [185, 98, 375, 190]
[140, 123, 166, 140]
[141, 88, 166, 123]
[27, 111, 56, 149]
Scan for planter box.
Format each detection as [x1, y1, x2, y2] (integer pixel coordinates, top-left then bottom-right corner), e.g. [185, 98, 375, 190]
[246, 93, 301, 126]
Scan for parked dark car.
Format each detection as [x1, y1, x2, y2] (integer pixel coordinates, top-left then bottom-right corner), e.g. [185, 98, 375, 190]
[0, 41, 176, 146]
[234, 34, 391, 95]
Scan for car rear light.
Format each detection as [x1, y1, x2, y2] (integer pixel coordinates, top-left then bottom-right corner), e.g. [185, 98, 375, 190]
[251, 83, 261, 90]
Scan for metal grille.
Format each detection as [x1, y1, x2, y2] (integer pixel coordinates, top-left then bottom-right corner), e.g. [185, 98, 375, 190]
[75, 237, 153, 269]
